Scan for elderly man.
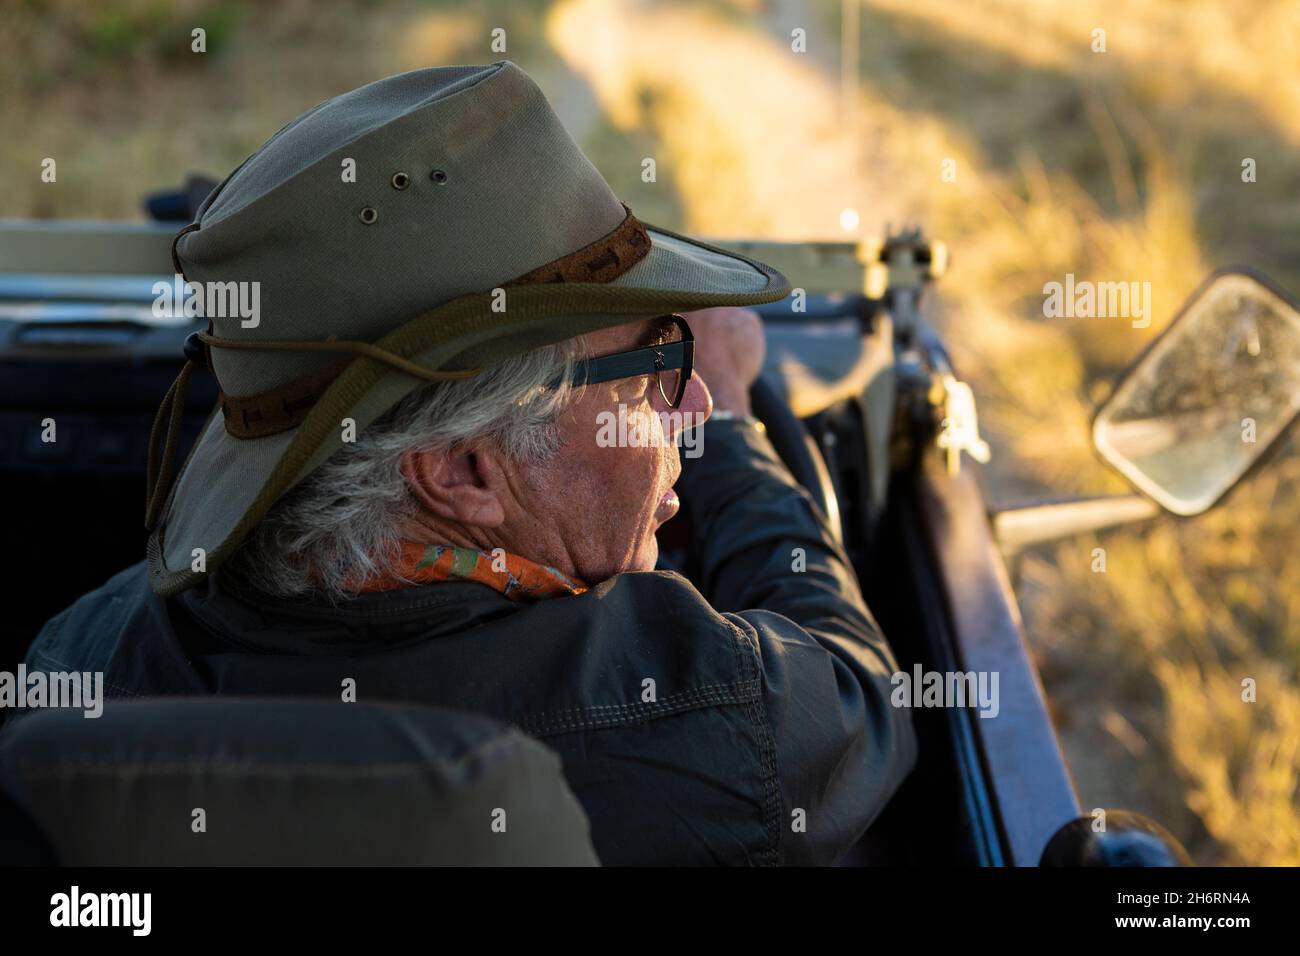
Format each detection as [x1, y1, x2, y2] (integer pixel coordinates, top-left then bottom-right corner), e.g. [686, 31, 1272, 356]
[22, 62, 914, 865]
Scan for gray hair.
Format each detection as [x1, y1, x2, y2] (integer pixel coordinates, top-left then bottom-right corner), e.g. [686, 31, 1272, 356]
[226, 340, 582, 601]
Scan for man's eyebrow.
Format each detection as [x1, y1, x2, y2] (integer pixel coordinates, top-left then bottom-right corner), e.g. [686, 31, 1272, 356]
[636, 316, 676, 348]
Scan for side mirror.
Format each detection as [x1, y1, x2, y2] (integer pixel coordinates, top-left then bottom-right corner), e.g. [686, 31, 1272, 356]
[1092, 269, 1300, 515]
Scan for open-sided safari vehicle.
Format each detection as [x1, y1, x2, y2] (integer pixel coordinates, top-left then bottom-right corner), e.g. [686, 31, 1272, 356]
[2, 185, 1296, 866]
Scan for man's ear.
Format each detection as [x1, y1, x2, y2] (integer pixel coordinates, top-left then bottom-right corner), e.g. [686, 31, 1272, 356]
[400, 444, 506, 529]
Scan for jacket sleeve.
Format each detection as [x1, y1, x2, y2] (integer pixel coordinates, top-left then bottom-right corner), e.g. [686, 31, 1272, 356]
[675, 418, 917, 864]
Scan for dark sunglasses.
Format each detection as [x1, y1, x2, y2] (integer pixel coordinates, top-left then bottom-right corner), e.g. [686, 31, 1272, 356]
[564, 313, 695, 408]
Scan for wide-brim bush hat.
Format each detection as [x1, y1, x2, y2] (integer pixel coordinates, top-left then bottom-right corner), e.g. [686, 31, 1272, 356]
[147, 61, 790, 596]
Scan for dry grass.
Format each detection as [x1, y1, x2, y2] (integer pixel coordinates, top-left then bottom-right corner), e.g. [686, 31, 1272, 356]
[735, 0, 1300, 867]
[0, 0, 549, 219]
[4, 0, 1296, 863]
[839, 0, 1300, 865]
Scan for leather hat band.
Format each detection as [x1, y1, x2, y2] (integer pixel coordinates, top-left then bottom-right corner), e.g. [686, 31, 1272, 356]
[219, 360, 349, 439]
[504, 202, 650, 286]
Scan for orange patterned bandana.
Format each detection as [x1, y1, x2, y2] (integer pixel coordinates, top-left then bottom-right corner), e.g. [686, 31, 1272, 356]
[349, 543, 588, 602]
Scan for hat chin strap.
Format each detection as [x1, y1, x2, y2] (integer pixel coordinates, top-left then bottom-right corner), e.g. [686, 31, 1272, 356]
[144, 358, 197, 531]
[198, 331, 483, 439]
[195, 330, 486, 380]
[142, 333, 482, 530]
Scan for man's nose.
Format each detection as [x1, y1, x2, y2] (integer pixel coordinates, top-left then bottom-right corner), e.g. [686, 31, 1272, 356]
[680, 371, 713, 426]
[657, 372, 711, 444]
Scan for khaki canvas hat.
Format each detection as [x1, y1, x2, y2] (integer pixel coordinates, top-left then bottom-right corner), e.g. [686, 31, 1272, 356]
[146, 61, 790, 596]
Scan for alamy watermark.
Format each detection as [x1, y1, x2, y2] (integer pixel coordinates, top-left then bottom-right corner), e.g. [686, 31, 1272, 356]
[0, 665, 104, 718]
[152, 274, 261, 328]
[50, 886, 150, 936]
[1043, 273, 1151, 328]
[596, 404, 707, 458]
[891, 665, 1000, 719]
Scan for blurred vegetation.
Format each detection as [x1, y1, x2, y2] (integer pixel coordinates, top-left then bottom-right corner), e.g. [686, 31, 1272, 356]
[4, 0, 243, 92]
[843, 0, 1300, 864]
[2, 0, 1296, 863]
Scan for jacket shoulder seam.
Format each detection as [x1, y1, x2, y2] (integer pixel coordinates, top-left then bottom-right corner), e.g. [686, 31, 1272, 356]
[723, 617, 784, 866]
[519, 678, 759, 736]
[28, 651, 143, 699]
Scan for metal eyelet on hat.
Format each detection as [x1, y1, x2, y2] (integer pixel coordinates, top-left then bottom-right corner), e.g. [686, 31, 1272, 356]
[358, 206, 379, 224]
[430, 168, 448, 184]
[391, 172, 410, 190]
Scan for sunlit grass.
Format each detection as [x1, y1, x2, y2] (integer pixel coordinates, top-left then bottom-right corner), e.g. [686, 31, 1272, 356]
[841, 0, 1300, 864]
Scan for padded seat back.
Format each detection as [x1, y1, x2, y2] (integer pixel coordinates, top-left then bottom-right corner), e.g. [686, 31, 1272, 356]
[0, 698, 598, 866]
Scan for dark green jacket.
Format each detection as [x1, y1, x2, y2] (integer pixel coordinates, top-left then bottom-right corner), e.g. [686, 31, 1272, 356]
[20, 420, 916, 865]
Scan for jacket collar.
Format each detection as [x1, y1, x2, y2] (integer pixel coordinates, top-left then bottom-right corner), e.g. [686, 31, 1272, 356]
[177, 565, 521, 655]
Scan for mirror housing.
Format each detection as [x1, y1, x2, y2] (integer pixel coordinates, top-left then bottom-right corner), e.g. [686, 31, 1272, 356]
[1092, 268, 1300, 516]
[1040, 810, 1191, 867]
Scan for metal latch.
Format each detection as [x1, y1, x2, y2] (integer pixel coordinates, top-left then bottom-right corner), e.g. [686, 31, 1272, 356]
[936, 375, 991, 475]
